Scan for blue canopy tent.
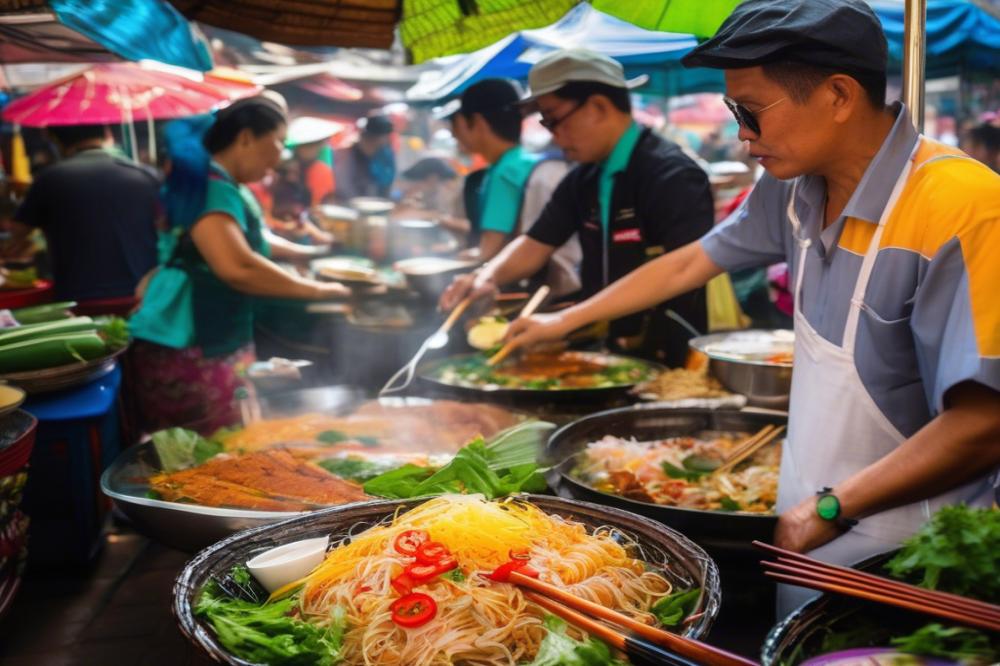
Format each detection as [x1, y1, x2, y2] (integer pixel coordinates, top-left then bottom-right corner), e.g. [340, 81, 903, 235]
[408, 0, 1000, 105]
[872, 0, 1000, 79]
[406, 3, 724, 103]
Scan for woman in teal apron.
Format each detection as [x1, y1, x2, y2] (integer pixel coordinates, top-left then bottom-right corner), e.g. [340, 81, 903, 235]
[130, 96, 349, 434]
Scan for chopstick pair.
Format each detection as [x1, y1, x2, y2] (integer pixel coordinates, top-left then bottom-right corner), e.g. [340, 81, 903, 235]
[509, 571, 757, 666]
[714, 425, 785, 475]
[754, 541, 1000, 633]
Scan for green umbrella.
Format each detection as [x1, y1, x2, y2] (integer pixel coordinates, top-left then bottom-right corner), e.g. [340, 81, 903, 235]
[400, 0, 579, 63]
[592, 0, 741, 38]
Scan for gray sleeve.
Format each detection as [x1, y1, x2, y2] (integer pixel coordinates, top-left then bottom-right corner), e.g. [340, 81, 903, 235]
[700, 174, 792, 272]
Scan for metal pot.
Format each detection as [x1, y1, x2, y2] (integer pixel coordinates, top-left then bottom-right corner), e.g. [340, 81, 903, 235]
[689, 330, 794, 409]
[393, 256, 478, 301]
[387, 218, 459, 262]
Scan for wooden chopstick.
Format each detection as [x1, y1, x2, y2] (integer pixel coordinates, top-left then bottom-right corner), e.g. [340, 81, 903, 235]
[487, 285, 550, 367]
[715, 425, 784, 475]
[754, 543, 1000, 632]
[754, 541, 1000, 619]
[510, 572, 756, 666]
[524, 592, 702, 666]
[440, 296, 472, 334]
[763, 560, 1000, 623]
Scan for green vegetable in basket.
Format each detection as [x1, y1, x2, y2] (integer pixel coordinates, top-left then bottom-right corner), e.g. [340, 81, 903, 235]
[95, 316, 129, 350]
[0, 317, 96, 347]
[886, 504, 1000, 602]
[526, 614, 627, 666]
[891, 623, 999, 663]
[196, 582, 345, 666]
[650, 587, 701, 627]
[11, 301, 77, 324]
[0, 331, 107, 372]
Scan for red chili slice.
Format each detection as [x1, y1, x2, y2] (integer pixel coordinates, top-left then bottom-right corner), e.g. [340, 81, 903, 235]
[415, 541, 450, 564]
[405, 557, 458, 583]
[487, 560, 540, 583]
[390, 592, 437, 628]
[393, 529, 429, 556]
[390, 572, 416, 596]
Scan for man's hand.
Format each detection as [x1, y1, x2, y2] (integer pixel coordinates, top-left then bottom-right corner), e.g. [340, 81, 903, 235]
[774, 497, 844, 553]
[503, 312, 578, 354]
[438, 272, 496, 311]
[313, 281, 351, 300]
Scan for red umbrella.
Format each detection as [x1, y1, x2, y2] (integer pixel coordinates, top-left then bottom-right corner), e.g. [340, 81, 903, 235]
[2, 62, 259, 127]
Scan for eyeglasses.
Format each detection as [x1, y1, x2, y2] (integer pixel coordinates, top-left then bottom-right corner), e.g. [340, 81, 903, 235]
[539, 101, 585, 132]
[723, 96, 787, 135]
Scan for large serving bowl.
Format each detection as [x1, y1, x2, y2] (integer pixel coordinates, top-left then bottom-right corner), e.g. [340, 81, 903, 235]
[547, 406, 784, 553]
[174, 494, 722, 665]
[393, 256, 478, 301]
[689, 330, 794, 409]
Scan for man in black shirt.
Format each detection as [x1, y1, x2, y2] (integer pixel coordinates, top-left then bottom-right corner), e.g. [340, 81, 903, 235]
[333, 113, 396, 201]
[440, 49, 713, 365]
[15, 124, 160, 305]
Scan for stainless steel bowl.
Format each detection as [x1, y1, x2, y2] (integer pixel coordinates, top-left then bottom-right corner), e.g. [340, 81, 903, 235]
[393, 256, 478, 301]
[690, 330, 794, 409]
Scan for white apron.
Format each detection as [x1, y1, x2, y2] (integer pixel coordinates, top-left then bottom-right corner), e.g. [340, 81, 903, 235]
[776, 141, 996, 613]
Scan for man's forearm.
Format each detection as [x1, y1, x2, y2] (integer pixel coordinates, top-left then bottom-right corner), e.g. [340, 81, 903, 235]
[477, 236, 553, 287]
[835, 382, 1000, 521]
[559, 240, 723, 330]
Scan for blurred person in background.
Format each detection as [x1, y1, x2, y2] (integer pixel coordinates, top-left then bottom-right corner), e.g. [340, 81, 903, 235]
[130, 97, 350, 434]
[437, 78, 581, 297]
[14, 123, 159, 311]
[334, 113, 396, 201]
[961, 122, 1000, 173]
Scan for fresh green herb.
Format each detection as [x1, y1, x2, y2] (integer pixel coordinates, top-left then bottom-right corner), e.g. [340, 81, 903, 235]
[151, 428, 224, 472]
[317, 458, 399, 483]
[230, 565, 252, 587]
[363, 421, 553, 500]
[818, 623, 888, 654]
[316, 430, 348, 444]
[719, 496, 741, 512]
[195, 583, 345, 666]
[145, 489, 162, 500]
[891, 623, 998, 662]
[681, 454, 722, 473]
[650, 587, 701, 627]
[356, 436, 379, 448]
[526, 614, 628, 666]
[662, 462, 709, 482]
[444, 568, 466, 583]
[886, 504, 1000, 602]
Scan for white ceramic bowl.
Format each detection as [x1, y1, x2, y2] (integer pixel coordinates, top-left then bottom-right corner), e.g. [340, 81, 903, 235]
[245, 536, 329, 592]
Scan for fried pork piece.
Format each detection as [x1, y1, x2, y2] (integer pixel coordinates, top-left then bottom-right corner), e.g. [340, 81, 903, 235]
[149, 449, 368, 511]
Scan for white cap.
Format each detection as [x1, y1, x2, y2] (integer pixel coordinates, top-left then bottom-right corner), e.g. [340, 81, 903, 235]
[285, 116, 344, 147]
[522, 49, 648, 109]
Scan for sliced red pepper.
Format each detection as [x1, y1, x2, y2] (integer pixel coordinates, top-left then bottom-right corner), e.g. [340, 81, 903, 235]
[391, 572, 416, 596]
[415, 541, 450, 564]
[390, 592, 437, 628]
[353, 583, 372, 597]
[393, 529, 429, 556]
[487, 560, 540, 582]
[405, 557, 458, 583]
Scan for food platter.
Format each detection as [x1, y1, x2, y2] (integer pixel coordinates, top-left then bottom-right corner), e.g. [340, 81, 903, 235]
[546, 406, 785, 552]
[418, 350, 662, 403]
[102, 398, 525, 551]
[0, 345, 127, 394]
[174, 495, 723, 665]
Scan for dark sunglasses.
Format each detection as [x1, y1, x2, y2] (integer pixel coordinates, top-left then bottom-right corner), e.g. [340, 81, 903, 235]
[723, 96, 786, 135]
[539, 100, 586, 132]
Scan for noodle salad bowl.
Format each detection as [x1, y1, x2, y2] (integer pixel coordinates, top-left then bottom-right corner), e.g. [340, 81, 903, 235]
[174, 494, 721, 665]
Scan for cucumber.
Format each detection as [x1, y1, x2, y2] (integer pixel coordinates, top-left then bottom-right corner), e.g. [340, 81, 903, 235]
[0, 317, 96, 347]
[0, 332, 107, 373]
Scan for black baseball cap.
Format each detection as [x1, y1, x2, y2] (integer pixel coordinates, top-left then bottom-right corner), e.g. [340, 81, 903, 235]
[360, 113, 394, 136]
[682, 0, 888, 75]
[401, 156, 457, 181]
[432, 78, 522, 121]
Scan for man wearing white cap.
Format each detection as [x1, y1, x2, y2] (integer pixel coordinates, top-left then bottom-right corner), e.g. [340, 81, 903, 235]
[441, 49, 714, 365]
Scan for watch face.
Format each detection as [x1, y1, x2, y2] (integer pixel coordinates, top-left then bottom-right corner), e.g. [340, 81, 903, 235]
[816, 494, 840, 521]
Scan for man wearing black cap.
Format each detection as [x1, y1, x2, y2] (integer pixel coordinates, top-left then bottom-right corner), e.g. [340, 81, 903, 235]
[436, 78, 580, 296]
[506, 0, 1000, 599]
[333, 113, 396, 201]
[441, 52, 714, 366]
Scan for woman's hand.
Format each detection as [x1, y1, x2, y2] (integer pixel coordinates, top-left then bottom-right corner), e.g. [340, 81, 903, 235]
[503, 312, 577, 353]
[313, 281, 351, 300]
[438, 272, 496, 311]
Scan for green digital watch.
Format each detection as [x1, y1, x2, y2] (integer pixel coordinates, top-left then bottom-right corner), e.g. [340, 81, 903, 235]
[815, 487, 858, 531]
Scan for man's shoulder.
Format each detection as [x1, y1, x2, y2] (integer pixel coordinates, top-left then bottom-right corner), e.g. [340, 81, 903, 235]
[60, 151, 159, 185]
[630, 130, 706, 182]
